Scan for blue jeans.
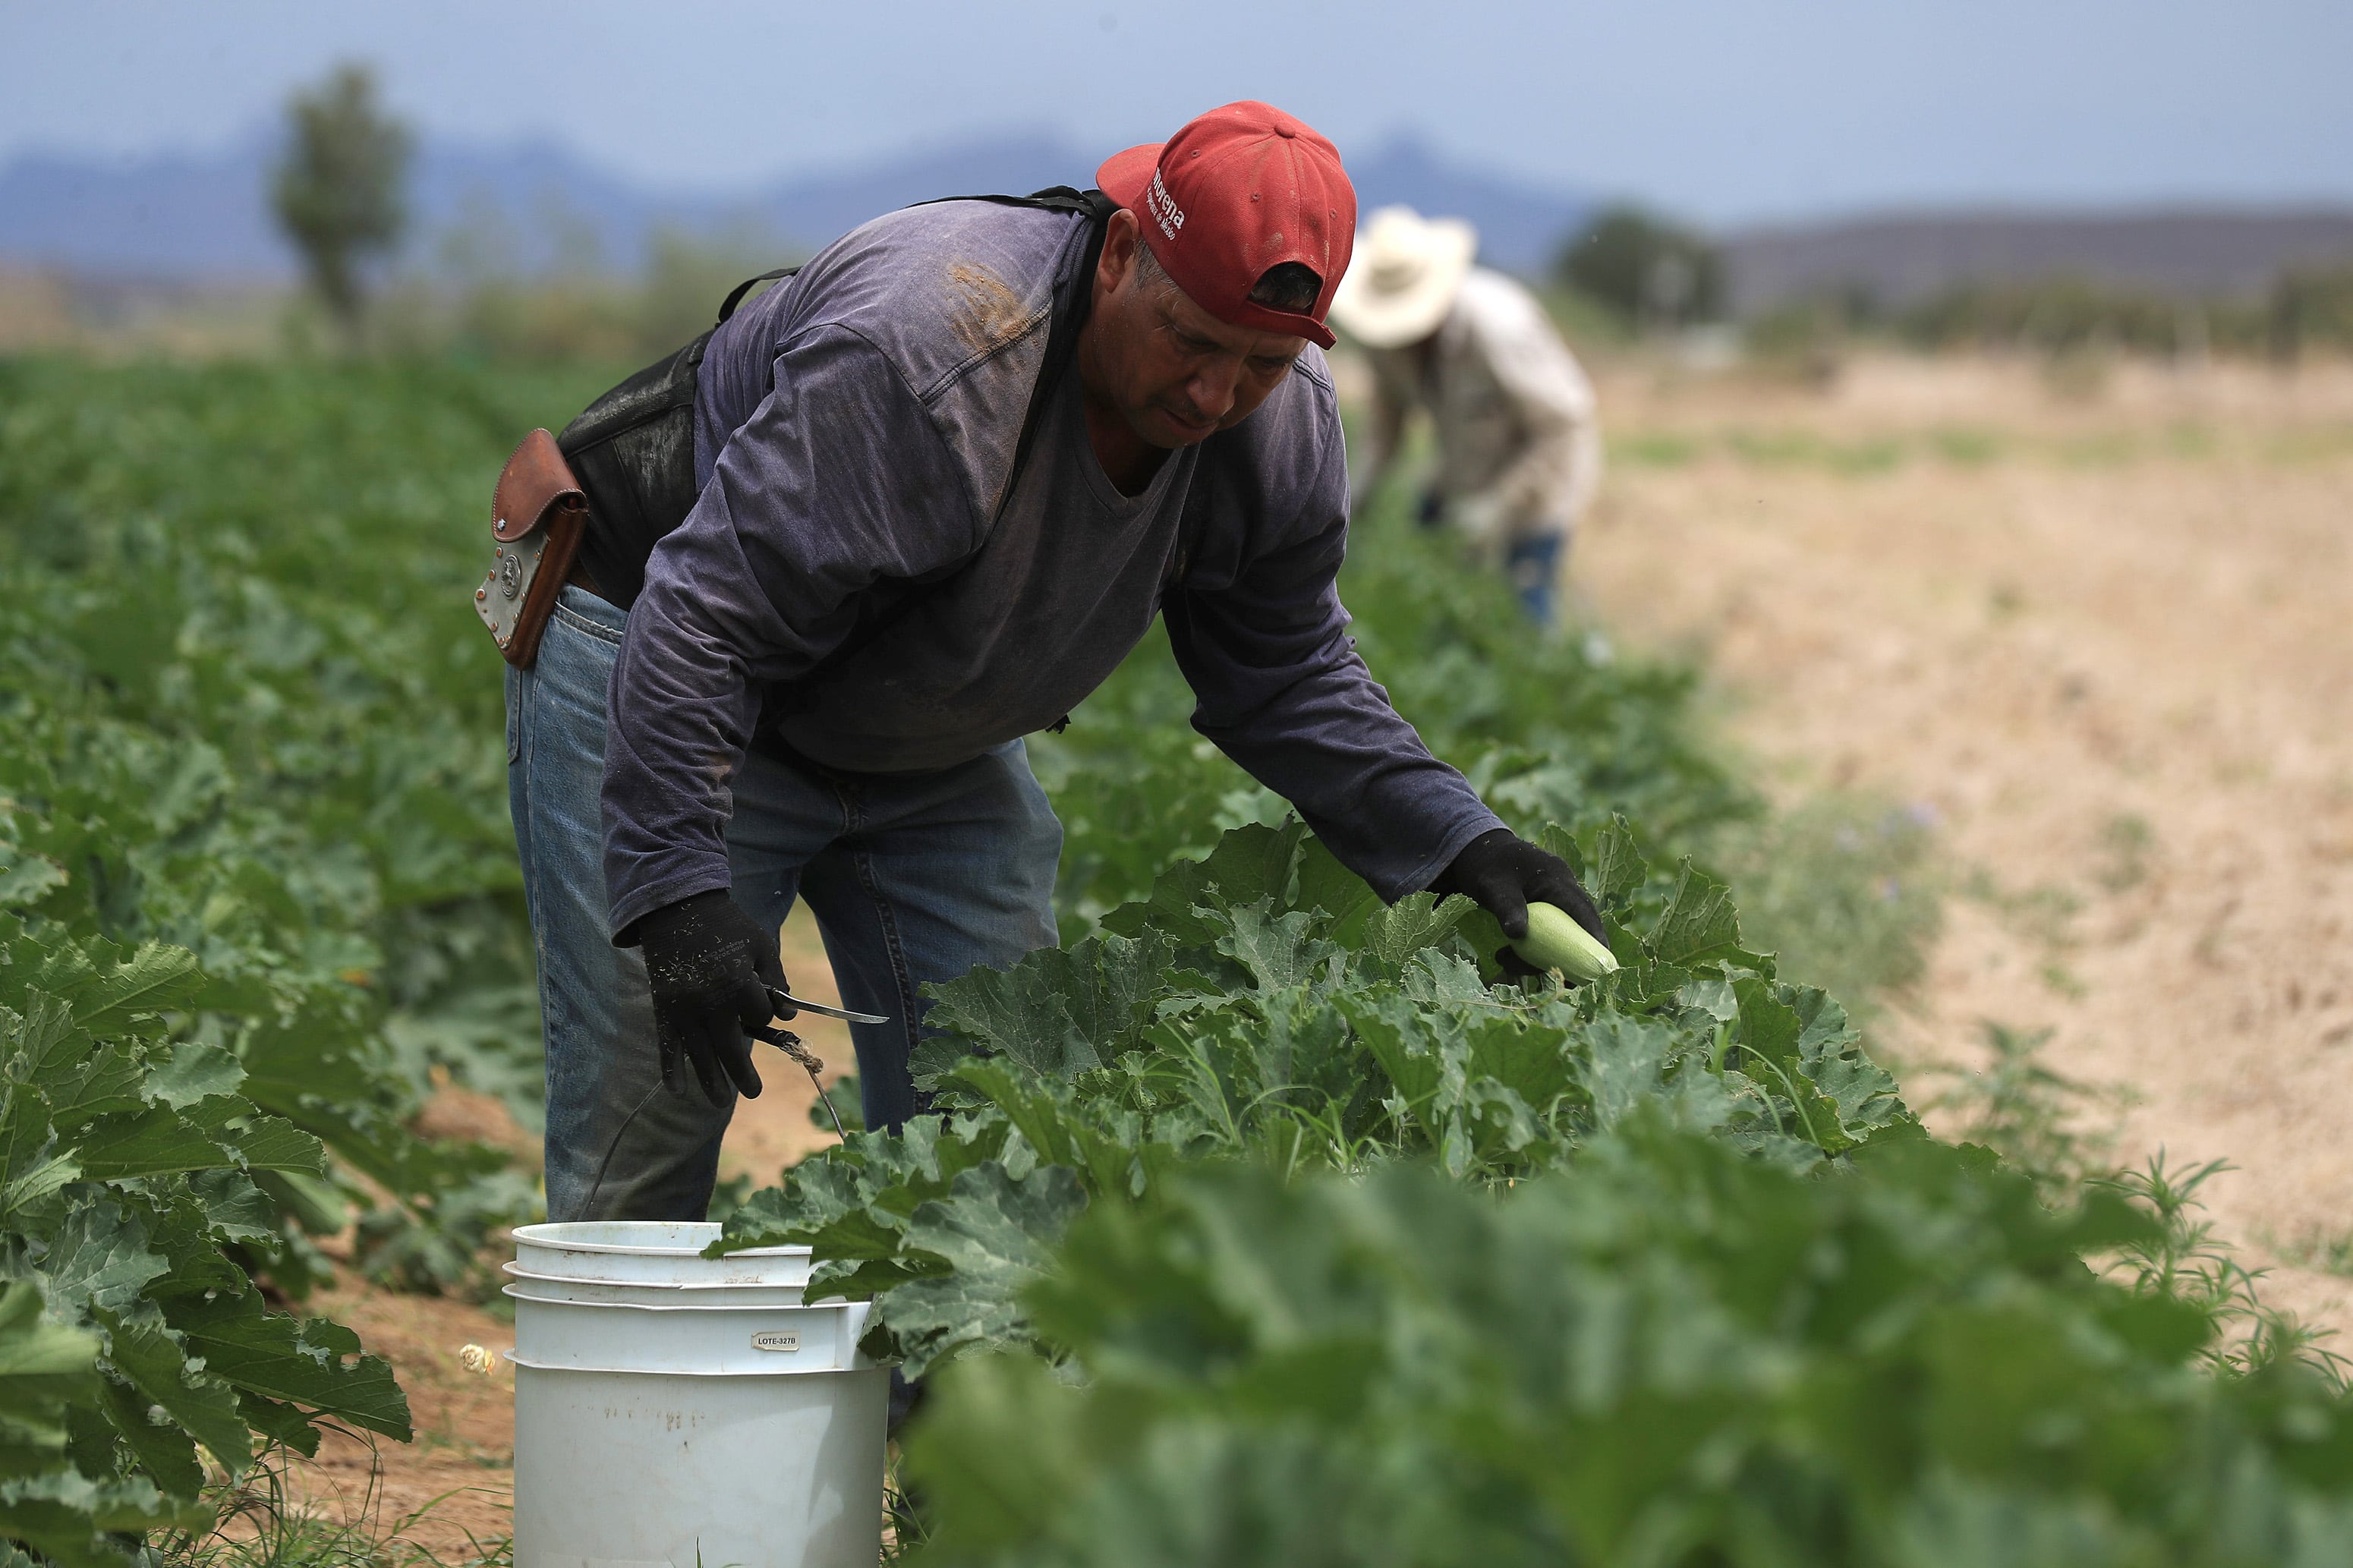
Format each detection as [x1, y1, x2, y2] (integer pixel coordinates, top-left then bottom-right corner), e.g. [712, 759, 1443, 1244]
[508, 587, 1063, 1223]
[1506, 531, 1566, 628]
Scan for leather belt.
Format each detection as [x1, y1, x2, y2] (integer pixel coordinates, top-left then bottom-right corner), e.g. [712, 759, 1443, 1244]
[565, 555, 602, 598]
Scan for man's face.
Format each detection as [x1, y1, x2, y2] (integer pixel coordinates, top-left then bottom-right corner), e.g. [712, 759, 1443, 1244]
[1084, 210, 1308, 450]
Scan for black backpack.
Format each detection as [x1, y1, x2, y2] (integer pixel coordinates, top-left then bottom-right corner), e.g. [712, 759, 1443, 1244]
[554, 187, 1116, 612]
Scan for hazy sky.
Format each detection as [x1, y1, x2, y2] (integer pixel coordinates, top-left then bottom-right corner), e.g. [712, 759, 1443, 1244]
[3, 0, 2345, 222]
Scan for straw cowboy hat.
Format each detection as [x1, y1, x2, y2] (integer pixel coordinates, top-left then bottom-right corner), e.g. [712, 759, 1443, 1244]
[1327, 206, 1479, 348]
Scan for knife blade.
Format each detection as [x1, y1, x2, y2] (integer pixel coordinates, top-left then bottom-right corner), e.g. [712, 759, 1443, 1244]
[768, 985, 889, 1027]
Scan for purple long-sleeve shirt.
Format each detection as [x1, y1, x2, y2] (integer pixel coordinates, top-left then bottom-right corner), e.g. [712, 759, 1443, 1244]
[600, 198, 1501, 937]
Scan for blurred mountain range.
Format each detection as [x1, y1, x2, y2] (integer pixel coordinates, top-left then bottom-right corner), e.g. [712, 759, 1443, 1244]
[1724, 208, 2353, 313]
[11, 128, 2348, 313]
[0, 129, 1593, 281]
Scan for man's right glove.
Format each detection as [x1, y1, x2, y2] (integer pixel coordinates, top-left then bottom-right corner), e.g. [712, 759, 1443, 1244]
[630, 889, 784, 1105]
[1431, 827, 1606, 976]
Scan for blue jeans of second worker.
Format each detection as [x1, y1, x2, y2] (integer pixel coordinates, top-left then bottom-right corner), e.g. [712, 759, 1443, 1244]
[508, 586, 1063, 1223]
[1506, 531, 1566, 628]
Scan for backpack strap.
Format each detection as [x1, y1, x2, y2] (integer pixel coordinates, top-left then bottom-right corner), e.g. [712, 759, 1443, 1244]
[904, 190, 1114, 498]
[717, 266, 799, 327]
[1000, 189, 1117, 524]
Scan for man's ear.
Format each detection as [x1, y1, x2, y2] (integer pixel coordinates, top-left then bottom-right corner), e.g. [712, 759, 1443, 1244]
[1095, 207, 1142, 298]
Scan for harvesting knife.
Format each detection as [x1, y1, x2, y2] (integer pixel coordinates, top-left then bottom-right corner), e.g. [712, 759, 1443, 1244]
[767, 985, 888, 1027]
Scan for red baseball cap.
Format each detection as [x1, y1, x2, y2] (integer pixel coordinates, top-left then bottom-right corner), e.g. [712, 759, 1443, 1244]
[1098, 102, 1355, 351]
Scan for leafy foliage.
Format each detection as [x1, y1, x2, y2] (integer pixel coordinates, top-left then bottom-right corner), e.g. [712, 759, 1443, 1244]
[906, 1122, 2353, 1568]
[0, 351, 1810, 1551]
[0, 1277, 203, 1568]
[0, 357, 616, 1272]
[0, 357, 613, 1543]
[719, 815, 1913, 1377]
[0, 932, 410, 1561]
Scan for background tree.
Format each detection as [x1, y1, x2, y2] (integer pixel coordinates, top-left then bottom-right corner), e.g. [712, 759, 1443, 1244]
[1555, 204, 1725, 331]
[271, 62, 411, 340]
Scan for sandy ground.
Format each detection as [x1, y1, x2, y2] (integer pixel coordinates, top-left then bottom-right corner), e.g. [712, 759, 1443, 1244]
[273, 351, 2353, 1553]
[1579, 351, 2353, 1334]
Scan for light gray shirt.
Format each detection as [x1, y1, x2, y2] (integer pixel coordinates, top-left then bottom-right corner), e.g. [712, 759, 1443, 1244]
[1359, 266, 1602, 549]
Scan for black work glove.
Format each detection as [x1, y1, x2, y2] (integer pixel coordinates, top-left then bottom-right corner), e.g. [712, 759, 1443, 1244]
[631, 889, 787, 1105]
[1432, 828, 1606, 975]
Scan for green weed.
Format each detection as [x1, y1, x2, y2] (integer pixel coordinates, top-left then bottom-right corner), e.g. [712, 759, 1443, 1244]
[2098, 1154, 2349, 1385]
[1929, 426, 2005, 464]
[146, 1441, 512, 1566]
[1928, 1023, 2342, 1385]
[1608, 431, 1702, 468]
[1925, 1022, 2122, 1198]
[2270, 1227, 2353, 1280]
[2096, 810, 2157, 892]
[1703, 795, 1941, 1019]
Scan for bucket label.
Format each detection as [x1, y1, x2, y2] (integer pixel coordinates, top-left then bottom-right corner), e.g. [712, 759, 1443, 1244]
[750, 1330, 801, 1352]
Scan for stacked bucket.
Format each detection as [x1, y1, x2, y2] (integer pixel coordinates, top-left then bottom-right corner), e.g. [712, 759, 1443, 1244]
[505, 1220, 888, 1568]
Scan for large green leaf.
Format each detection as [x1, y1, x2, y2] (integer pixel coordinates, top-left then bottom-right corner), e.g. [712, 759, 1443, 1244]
[213, 1110, 332, 1178]
[1580, 814, 1651, 908]
[0, 1473, 205, 1568]
[945, 1060, 1175, 1202]
[0, 1091, 74, 1217]
[31, 943, 203, 1039]
[92, 1308, 252, 1476]
[143, 1041, 246, 1110]
[66, 1108, 238, 1182]
[0, 1282, 205, 1563]
[32, 1204, 168, 1324]
[879, 1163, 1089, 1379]
[1648, 860, 1744, 968]
[95, 1371, 203, 1500]
[1357, 893, 1472, 971]
[1215, 903, 1341, 995]
[0, 1281, 96, 1474]
[925, 930, 1174, 1082]
[1100, 819, 1309, 948]
[5, 994, 144, 1129]
[1288, 838, 1380, 937]
[1186, 820, 1310, 912]
[0, 852, 68, 915]
[921, 963, 1097, 1079]
[1730, 974, 1854, 1154]
[167, 1296, 411, 1443]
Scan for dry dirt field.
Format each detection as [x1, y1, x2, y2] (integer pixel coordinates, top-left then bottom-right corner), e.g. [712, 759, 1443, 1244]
[1580, 351, 2353, 1333]
[276, 351, 2353, 1555]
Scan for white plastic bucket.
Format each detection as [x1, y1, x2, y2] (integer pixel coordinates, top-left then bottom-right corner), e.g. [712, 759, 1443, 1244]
[512, 1220, 814, 1289]
[502, 1264, 811, 1308]
[508, 1221, 887, 1568]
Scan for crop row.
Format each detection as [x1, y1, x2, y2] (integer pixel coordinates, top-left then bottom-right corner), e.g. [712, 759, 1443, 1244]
[7, 353, 2298, 1564]
[0, 358, 610, 1554]
[0, 355, 1756, 1553]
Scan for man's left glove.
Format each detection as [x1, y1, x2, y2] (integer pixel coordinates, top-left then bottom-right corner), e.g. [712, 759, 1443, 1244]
[1432, 827, 1606, 971]
[631, 889, 783, 1105]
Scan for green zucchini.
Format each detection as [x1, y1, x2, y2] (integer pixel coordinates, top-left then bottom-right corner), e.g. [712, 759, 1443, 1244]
[1512, 902, 1620, 980]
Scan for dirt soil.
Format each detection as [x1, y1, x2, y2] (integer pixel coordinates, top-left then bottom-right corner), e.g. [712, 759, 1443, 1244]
[1579, 352, 2353, 1334]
